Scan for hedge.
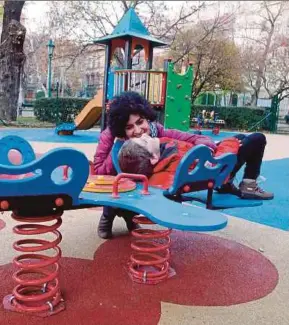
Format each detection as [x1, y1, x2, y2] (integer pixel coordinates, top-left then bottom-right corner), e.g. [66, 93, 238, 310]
[34, 97, 91, 124]
[34, 98, 271, 131]
[191, 105, 271, 131]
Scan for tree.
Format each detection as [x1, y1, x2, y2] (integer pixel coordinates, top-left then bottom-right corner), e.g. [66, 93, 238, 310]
[0, 1, 26, 121]
[43, 1, 206, 69]
[169, 13, 244, 103]
[47, 1, 205, 42]
[241, 1, 289, 104]
[23, 32, 106, 98]
[262, 37, 289, 101]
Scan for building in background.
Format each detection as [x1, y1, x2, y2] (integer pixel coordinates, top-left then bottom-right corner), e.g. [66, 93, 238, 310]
[20, 37, 105, 110]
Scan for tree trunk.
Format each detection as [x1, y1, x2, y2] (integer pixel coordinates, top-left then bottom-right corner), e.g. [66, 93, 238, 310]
[249, 16, 275, 106]
[250, 89, 259, 107]
[0, 1, 25, 121]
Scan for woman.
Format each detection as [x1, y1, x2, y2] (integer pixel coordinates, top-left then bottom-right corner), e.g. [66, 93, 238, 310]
[93, 91, 217, 239]
[94, 91, 273, 239]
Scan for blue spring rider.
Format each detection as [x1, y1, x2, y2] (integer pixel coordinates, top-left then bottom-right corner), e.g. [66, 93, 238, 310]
[0, 135, 262, 316]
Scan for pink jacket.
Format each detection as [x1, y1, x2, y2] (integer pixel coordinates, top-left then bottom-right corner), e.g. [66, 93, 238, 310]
[93, 123, 217, 175]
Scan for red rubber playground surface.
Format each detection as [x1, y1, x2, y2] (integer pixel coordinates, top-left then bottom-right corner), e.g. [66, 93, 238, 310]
[0, 232, 279, 325]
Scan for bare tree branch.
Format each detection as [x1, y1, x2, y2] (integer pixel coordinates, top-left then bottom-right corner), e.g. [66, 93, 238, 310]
[121, 0, 129, 11]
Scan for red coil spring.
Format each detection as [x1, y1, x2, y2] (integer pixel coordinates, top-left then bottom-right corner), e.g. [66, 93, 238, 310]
[128, 215, 172, 285]
[5, 211, 65, 316]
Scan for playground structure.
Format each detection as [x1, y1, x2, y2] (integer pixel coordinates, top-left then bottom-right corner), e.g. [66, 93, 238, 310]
[54, 7, 279, 137]
[96, 8, 195, 132]
[0, 134, 263, 316]
[56, 7, 194, 135]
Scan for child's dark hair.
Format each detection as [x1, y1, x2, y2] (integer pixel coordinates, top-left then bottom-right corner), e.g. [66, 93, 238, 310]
[108, 91, 157, 138]
[118, 140, 154, 177]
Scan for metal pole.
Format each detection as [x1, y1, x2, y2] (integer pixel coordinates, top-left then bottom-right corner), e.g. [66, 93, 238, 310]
[101, 43, 112, 131]
[56, 81, 59, 125]
[47, 54, 52, 98]
[47, 39, 54, 98]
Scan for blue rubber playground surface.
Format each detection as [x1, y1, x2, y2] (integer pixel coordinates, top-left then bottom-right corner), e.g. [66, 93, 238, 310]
[0, 128, 101, 143]
[227, 158, 289, 231]
[0, 128, 240, 143]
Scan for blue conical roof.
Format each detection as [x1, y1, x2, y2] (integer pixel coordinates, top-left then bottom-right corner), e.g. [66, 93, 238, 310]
[94, 7, 167, 47]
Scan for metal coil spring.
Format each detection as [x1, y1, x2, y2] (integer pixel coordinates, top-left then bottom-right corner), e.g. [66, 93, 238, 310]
[7, 211, 64, 315]
[128, 215, 172, 284]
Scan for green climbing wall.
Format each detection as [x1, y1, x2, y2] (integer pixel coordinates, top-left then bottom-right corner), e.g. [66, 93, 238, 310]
[164, 62, 193, 131]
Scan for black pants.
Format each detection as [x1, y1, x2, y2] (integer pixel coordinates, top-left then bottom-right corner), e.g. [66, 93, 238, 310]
[102, 206, 136, 221]
[230, 132, 266, 180]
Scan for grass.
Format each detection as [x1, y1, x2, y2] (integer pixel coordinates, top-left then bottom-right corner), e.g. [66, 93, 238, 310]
[17, 117, 38, 123]
[0, 117, 55, 128]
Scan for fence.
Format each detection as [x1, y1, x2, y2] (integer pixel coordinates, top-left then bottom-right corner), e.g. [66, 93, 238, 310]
[112, 69, 167, 107]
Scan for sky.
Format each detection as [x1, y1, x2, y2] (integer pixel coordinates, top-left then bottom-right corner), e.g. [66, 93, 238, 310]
[20, 0, 289, 44]
[22, 1, 237, 32]
[22, 1, 50, 32]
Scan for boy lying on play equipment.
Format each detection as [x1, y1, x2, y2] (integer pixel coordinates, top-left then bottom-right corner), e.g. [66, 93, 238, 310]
[118, 134, 238, 190]
[118, 133, 273, 200]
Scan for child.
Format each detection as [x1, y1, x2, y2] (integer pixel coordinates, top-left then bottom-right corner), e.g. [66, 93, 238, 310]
[118, 134, 240, 190]
[118, 133, 274, 200]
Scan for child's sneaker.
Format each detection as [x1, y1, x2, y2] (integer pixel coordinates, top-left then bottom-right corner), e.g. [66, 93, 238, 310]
[239, 179, 274, 200]
[216, 182, 242, 197]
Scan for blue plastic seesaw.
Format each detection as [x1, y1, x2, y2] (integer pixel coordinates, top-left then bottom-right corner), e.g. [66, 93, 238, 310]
[0, 135, 231, 316]
[0, 135, 227, 232]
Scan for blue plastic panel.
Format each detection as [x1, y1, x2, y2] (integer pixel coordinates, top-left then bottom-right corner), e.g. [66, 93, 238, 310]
[77, 185, 228, 232]
[112, 139, 124, 173]
[167, 145, 237, 195]
[0, 146, 89, 205]
[0, 135, 36, 165]
[107, 67, 115, 100]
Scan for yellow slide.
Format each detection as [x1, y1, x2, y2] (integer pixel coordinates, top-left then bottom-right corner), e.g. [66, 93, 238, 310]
[74, 89, 103, 130]
[56, 89, 103, 135]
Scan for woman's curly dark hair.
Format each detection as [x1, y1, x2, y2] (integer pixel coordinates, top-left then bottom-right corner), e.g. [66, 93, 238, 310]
[108, 91, 157, 138]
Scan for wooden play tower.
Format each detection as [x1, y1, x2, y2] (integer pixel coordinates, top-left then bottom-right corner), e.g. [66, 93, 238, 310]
[94, 7, 194, 132]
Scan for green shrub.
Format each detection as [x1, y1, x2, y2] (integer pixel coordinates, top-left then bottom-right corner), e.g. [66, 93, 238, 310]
[191, 105, 268, 131]
[34, 97, 90, 123]
[35, 90, 45, 99]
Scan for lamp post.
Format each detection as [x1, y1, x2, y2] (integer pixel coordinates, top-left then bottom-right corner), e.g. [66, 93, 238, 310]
[47, 39, 55, 98]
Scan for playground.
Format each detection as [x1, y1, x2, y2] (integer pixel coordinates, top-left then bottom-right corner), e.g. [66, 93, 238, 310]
[0, 6, 289, 325]
[0, 131, 288, 325]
